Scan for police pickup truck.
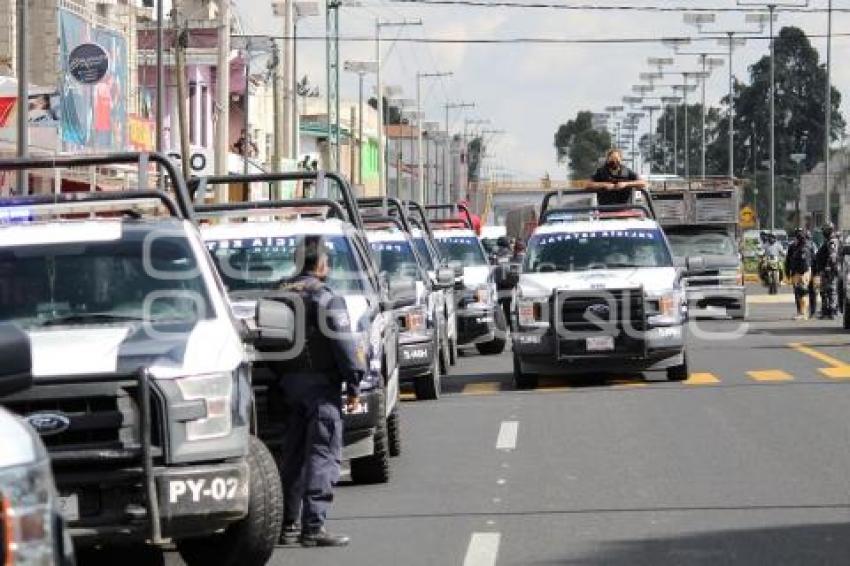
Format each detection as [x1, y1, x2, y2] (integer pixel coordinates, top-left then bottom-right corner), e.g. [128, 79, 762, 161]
[427, 204, 507, 356]
[0, 155, 282, 566]
[0, 324, 74, 566]
[361, 211, 456, 400]
[511, 189, 689, 389]
[192, 172, 403, 484]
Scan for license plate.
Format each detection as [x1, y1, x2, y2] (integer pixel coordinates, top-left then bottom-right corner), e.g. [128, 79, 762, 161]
[58, 493, 79, 522]
[586, 336, 615, 352]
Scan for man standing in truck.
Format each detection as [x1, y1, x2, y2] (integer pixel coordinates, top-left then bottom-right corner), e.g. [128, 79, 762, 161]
[586, 148, 648, 205]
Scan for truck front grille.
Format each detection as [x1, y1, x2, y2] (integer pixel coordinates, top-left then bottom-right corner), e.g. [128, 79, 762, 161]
[555, 289, 647, 358]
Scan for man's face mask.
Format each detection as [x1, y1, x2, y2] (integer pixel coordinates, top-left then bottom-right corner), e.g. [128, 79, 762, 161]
[607, 156, 620, 168]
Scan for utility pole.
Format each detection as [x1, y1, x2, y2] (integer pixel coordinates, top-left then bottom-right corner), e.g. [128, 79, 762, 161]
[16, 0, 28, 194]
[769, 4, 776, 230]
[343, 61, 377, 187]
[242, 40, 252, 178]
[824, 0, 833, 223]
[156, 0, 164, 183]
[326, 0, 341, 171]
[376, 19, 422, 200]
[174, 18, 191, 181]
[444, 101, 474, 204]
[417, 71, 451, 204]
[215, 0, 231, 201]
[271, 42, 285, 195]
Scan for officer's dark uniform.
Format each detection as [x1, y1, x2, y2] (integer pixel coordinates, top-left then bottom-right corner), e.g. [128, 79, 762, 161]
[815, 230, 842, 318]
[591, 164, 640, 206]
[276, 273, 364, 543]
[786, 233, 815, 318]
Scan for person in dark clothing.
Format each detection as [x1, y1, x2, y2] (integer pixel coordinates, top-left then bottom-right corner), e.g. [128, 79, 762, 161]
[785, 228, 815, 320]
[815, 222, 842, 319]
[587, 148, 648, 205]
[494, 236, 513, 259]
[806, 229, 819, 318]
[276, 235, 364, 548]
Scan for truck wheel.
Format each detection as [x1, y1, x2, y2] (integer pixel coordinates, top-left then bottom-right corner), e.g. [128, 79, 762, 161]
[512, 351, 538, 390]
[350, 393, 391, 484]
[414, 338, 441, 401]
[476, 309, 507, 355]
[666, 353, 689, 382]
[439, 326, 450, 376]
[177, 437, 282, 566]
[449, 336, 458, 366]
[387, 408, 402, 457]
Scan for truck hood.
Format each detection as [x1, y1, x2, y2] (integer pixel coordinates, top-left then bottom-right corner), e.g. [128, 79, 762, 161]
[462, 266, 491, 290]
[27, 320, 244, 380]
[518, 267, 679, 298]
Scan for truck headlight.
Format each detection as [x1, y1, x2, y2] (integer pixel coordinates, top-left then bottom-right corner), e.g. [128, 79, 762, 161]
[517, 298, 546, 327]
[401, 306, 428, 333]
[648, 291, 684, 326]
[175, 372, 234, 441]
[0, 458, 54, 566]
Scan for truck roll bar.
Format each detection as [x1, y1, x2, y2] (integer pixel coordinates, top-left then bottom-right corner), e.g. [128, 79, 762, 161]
[541, 187, 656, 219]
[423, 203, 474, 231]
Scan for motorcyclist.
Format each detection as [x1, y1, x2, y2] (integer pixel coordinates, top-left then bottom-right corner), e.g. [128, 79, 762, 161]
[785, 228, 815, 320]
[815, 222, 842, 319]
[759, 233, 784, 288]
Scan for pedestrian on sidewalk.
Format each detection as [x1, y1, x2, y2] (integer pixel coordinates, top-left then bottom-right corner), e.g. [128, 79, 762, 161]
[786, 228, 815, 320]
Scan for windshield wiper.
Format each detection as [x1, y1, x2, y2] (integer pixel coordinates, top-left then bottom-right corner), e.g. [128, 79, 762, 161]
[40, 313, 145, 327]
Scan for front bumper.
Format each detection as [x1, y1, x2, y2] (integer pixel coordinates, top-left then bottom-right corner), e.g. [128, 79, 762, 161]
[342, 389, 382, 461]
[512, 325, 685, 374]
[398, 331, 436, 382]
[456, 306, 498, 345]
[66, 460, 250, 544]
[686, 285, 746, 317]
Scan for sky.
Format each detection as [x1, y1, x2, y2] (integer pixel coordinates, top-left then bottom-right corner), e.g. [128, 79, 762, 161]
[233, 0, 850, 180]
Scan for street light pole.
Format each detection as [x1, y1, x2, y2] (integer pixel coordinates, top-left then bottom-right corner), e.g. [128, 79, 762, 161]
[769, 4, 776, 230]
[444, 101, 475, 204]
[16, 0, 28, 195]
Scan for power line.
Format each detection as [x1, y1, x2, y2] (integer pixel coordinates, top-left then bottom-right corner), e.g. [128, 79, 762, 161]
[373, 0, 850, 13]
[235, 32, 850, 45]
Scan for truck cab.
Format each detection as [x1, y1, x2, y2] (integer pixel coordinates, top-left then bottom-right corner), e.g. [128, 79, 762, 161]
[650, 180, 746, 319]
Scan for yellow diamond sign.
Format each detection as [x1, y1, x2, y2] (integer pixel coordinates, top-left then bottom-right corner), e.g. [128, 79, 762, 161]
[740, 205, 756, 228]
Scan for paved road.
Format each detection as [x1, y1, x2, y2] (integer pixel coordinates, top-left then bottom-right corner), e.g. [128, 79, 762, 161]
[158, 292, 850, 566]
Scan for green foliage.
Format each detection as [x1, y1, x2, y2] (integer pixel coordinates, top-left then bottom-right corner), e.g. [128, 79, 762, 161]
[554, 111, 612, 179]
[467, 137, 485, 182]
[642, 104, 723, 176]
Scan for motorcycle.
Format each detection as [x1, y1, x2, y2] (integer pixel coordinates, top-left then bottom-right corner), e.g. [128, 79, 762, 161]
[760, 253, 783, 295]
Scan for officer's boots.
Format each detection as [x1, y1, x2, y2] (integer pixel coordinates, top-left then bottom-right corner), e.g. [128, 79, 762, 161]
[301, 528, 351, 547]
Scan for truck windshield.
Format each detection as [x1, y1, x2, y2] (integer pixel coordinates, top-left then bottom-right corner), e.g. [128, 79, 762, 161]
[412, 237, 436, 272]
[524, 228, 673, 272]
[667, 232, 737, 258]
[437, 236, 488, 266]
[0, 235, 213, 328]
[370, 240, 424, 280]
[206, 234, 365, 294]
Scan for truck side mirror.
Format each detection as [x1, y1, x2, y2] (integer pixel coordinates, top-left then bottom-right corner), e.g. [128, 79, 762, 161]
[0, 323, 32, 397]
[254, 299, 296, 351]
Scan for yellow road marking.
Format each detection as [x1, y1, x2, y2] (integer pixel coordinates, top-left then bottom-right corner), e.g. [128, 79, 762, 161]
[748, 369, 794, 382]
[536, 376, 572, 391]
[686, 372, 721, 385]
[400, 392, 417, 402]
[789, 343, 850, 379]
[609, 378, 647, 388]
[461, 381, 501, 396]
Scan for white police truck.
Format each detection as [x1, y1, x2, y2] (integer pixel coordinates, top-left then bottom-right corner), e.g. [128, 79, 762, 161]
[511, 189, 689, 389]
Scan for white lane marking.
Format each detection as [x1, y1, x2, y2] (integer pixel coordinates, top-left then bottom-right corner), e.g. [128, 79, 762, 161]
[463, 532, 501, 566]
[496, 478, 507, 486]
[496, 421, 519, 450]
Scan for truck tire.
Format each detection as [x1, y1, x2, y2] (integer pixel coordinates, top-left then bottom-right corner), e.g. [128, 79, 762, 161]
[666, 353, 689, 382]
[439, 325, 450, 376]
[449, 335, 458, 366]
[512, 351, 538, 390]
[387, 408, 402, 457]
[350, 392, 391, 484]
[414, 338, 441, 401]
[177, 437, 282, 566]
[476, 309, 507, 355]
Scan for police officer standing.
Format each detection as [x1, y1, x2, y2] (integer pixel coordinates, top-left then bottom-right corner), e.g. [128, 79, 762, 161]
[587, 148, 648, 205]
[276, 235, 364, 547]
[786, 228, 815, 320]
[815, 222, 842, 319]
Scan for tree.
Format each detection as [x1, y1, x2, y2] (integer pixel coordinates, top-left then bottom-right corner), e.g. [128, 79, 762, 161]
[368, 97, 405, 125]
[642, 104, 723, 176]
[554, 111, 611, 179]
[710, 27, 845, 227]
[467, 137, 485, 182]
